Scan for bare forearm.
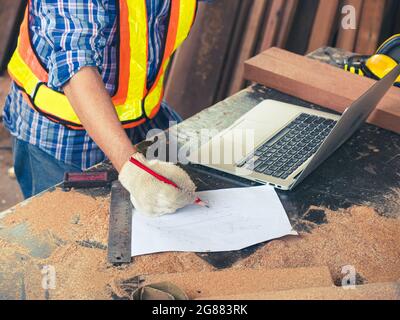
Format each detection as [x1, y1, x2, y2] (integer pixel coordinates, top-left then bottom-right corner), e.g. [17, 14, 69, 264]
[64, 67, 135, 172]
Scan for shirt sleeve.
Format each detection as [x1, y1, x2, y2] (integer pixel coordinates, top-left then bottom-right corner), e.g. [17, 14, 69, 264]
[40, 0, 108, 91]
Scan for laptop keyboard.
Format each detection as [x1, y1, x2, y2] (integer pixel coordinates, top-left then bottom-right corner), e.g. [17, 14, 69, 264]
[243, 113, 337, 180]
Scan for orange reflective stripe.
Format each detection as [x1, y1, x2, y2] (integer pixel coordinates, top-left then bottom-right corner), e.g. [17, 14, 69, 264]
[112, 0, 130, 105]
[18, 4, 48, 83]
[165, 0, 180, 58]
[121, 118, 147, 129]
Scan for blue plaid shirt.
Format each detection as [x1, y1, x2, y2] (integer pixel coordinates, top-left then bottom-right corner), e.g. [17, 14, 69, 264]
[3, 0, 203, 170]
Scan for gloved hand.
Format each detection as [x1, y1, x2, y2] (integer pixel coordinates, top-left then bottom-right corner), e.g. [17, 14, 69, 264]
[119, 152, 196, 216]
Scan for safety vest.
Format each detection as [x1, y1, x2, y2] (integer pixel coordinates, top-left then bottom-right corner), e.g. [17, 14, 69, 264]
[8, 0, 197, 130]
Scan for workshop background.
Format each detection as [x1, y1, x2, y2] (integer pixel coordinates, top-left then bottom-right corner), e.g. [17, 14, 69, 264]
[0, 0, 399, 211]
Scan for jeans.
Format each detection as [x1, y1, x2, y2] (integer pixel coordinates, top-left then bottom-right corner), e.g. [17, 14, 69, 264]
[12, 138, 82, 199]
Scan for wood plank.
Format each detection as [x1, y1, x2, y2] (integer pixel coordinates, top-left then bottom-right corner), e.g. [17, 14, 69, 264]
[336, 0, 364, 52]
[259, 0, 286, 51]
[285, 0, 320, 55]
[164, 0, 242, 120]
[307, 0, 340, 53]
[244, 47, 400, 134]
[199, 282, 400, 300]
[355, 0, 386, 55]
[0, 0, 26, 73]
[275, 0, 299, 47]
[139, 267, 334, 300]
[227, 0, 269, 95]
[215, 0, 254, 101]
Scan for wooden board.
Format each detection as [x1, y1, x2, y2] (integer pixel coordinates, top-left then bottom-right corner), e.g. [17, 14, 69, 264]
[227, 0, 298, 96]
[259, 0, 286, 51]
[164, 0, 242, 119]
[227, 0, 269, 95]
[275, 0, 299, 48]
[307, 0, 340, 53]
[244, 47, 400, 134]
[259, 0, 300, 50]
[0, 0, 25, 73]
[285, 0, 320, 55]
[215, 0, 254, 101]
[199, 282, 400, 300]
[336, 0, 364, 52]
[355, 0, 386, 55]
[137, 267, 333, 300]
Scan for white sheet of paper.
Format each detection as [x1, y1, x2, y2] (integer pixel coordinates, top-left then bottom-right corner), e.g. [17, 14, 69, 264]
[131, 185, 296, 256]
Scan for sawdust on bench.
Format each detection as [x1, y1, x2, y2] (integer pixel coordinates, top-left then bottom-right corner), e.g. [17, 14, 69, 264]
[234, 206, 400, 285]
[2, 189, 110, 244]
[1, 189, 213, 299]
[0, 237, 30, 256]
[22, 245, 214, 300]
[1, 187, 399, 299]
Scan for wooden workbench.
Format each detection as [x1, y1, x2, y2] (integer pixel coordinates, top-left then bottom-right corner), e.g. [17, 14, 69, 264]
[0, 48, 399, 300]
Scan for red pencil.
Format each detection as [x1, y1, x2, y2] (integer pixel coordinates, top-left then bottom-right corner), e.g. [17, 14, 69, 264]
[129, 157, 209, 208]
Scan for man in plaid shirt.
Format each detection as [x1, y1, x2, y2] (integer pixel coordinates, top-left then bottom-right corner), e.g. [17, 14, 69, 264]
[3, 0, 209, 216]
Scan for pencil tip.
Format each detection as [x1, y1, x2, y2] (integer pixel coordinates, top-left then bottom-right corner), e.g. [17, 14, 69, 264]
[195, 199, 209, 208]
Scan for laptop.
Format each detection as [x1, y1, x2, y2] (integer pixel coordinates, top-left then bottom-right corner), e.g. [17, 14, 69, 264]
[188, 64, 400, 190]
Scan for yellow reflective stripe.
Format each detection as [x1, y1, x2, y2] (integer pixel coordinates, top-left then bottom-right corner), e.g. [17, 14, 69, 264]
[35, 87, 144, 126]
[35, 86, 81, 124]
[174, 0, 196, 50]
[144, 76, 164, 117]
[115, 100, 143, 121]
[125, 0, 148, 107]
[144, 64, 168, 117]
[8, 47, 40, 96]
[35, 89, 145, 126]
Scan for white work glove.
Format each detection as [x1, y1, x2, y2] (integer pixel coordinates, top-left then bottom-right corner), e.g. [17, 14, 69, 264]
[119, 152, 196, 216]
